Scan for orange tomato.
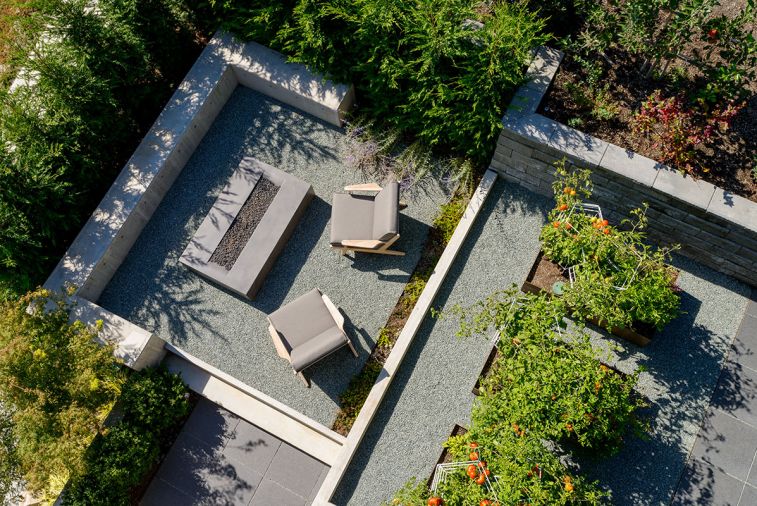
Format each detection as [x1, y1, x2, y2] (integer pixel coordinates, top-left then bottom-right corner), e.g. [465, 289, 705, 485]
[553, 221, 560, 228]
[469, 451, 479, 461]
[603, 228, 611, 235]
[558, 204, 568, 211]
[565, 483, 574, 492]
[467, 464, 478, 475]
[563, 187, 571, 194]
[469, 442, 479, 449]
[570, 190, 576, 196]
[566, 423, 574, 432]
[565, 223, 572, 230]
[428, 497, 444, 506]
[480, 500, 492, 506]
[601, 219, 609, 226]
[476, 474, 487, 485]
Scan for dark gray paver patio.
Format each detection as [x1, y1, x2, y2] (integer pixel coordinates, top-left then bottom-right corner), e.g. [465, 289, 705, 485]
[141, 398, 327, 505]
[332, 178, 751, 505]
[97, 86, 447, 427]
[672, 289, 757, 506]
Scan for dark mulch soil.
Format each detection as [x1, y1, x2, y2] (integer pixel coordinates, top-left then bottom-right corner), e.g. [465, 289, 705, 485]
[531, 254, 568, 292]
[209, 178, 280, 270]
[538, 0, 757, 202]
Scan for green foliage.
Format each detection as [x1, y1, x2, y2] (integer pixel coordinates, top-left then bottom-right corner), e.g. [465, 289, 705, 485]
[451, 288, 646, 455]
[539, 160, 681, 330]
[209, 0, 546, 163]
[333, 360, 383, 434]
[63, 367, 190, 505]
[387, 411, 609, 505]
[63, 425, 159, 506]
[118, 366, 191, 435]
[0, 288, 125, 495]
[434, 196, 468, 244]
[0, 0, 204, 298]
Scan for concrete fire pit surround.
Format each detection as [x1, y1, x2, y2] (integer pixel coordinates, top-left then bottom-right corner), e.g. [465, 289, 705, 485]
[179, 156, 314, 299]
[43, 31, 355, 370]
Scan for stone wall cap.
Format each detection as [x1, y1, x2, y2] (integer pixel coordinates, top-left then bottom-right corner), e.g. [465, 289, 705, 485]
[653, 168, 716, 210]
[600, 143, 660, 187]
[502, 113, 558, 145]
[707, 188, 757, 233]
[547, 121, 608, 168]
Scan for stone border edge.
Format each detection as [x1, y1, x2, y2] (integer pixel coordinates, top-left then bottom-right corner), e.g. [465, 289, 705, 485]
[313, 169, 499, 505]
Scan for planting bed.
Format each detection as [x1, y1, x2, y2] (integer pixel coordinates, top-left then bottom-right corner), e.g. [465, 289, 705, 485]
[538, 0, 756, 201]
[426, 425, 469, 488]
[209, 177, 280, 269]
[521, 251, 672, 347]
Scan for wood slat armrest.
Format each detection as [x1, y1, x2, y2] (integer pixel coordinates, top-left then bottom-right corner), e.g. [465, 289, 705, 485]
[344, 183, 382, 193]
[339, 239, 384, 249]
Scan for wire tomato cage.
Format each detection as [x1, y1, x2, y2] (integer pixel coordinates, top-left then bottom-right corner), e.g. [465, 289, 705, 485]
[557, 202, 643, 292]
[430, 447, 499, 503]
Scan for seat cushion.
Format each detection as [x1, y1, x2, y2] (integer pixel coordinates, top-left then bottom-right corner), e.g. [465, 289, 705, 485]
[289, 326, 347, 372]
[371, 182, 399, 241]
[330, 193, 375, 245]
[267, 289, 336, 350]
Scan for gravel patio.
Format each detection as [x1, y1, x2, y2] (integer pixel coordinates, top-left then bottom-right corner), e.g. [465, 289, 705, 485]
[97, 86, 448, 428]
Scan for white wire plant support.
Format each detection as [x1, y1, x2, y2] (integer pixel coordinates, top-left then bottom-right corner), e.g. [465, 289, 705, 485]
[430, 454, 500, 502]
[557, 202, 643, 292]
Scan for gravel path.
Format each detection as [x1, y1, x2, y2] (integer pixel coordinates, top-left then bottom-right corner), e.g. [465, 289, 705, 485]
[333, 180, 553, 505]
[332, 179, 751, 506]
[97, 87, 448, 428]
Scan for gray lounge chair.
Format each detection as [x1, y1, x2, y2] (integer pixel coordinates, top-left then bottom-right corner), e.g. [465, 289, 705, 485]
[266, 288, 358, 386]
[330, 181, 404, 256]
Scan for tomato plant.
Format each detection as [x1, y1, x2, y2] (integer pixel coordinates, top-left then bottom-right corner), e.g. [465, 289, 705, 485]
[540, 161, 681, 331]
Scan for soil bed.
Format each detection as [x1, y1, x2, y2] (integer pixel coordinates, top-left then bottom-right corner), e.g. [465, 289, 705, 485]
[209, 178, 279, 270]
[538, 0, 756, 201]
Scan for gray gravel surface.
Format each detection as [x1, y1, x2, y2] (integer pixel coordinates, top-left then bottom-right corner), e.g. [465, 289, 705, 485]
[332, 180, 751, 506]
[97, 87, 449, 427]
[333, 180, 553, 505]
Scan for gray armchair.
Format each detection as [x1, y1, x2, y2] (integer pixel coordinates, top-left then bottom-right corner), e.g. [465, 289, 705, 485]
[329, 181, 404, 256]
[266, 288, 358, 386]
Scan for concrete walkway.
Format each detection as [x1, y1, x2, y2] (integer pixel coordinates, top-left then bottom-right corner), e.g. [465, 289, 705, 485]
[672, 289, 757, 506]
[141, 398, 328, 505]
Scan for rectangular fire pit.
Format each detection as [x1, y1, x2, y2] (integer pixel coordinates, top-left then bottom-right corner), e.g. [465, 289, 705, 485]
[179, 157, 314, 299]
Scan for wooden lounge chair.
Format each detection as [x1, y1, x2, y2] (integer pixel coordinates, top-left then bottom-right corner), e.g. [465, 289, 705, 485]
[329, 181, 404, 256]
[266, 288, 358, 387]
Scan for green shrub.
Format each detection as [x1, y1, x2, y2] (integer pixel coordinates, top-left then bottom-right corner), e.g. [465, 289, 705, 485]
[210, 0, 546, 163]
[119, 366, 191, 435]
[63, 367, 190, 505]
[0, 0, 205, 299]
[0, 288, 125, 495]
[63, 425, 159, 506]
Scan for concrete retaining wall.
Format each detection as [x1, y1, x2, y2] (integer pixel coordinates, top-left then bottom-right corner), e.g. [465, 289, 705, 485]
[490, 47, 757, 286]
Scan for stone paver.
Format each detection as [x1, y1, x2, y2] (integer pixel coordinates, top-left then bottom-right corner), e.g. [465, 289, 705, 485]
[141, 398, 328, 505]
[672, 288, 757, 506]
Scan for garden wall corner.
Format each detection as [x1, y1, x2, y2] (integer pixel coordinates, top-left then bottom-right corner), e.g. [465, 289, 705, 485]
[490, 46, 757, 286]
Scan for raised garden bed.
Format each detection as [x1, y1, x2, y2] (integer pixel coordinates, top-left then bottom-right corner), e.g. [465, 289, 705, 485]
[521, 251, 678, 347]
[537, 0, 756, 201]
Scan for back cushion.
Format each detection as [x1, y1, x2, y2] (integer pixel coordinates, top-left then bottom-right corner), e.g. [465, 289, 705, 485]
[372, 182, 399, 241]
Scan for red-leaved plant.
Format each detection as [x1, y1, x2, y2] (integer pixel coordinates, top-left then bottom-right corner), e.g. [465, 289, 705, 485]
[632, 90, 740, 174]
